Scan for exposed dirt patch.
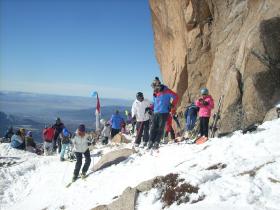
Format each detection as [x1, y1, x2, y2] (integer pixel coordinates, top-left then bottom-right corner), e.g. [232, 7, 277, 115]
[152, 173, 203, 208]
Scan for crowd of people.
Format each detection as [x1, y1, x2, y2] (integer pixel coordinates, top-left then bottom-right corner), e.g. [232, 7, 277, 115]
[2, 76, 217, 181]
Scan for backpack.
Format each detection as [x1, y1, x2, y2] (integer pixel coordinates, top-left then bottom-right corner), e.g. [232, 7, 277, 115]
[185, 104, 199, 131]
[43, 128, 55, 142]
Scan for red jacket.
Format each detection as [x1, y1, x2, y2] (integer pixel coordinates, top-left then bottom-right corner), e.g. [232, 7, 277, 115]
[43, 127, 55, 142]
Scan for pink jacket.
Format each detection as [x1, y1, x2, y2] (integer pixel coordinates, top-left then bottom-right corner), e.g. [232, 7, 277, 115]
[195, 95, 214, 117]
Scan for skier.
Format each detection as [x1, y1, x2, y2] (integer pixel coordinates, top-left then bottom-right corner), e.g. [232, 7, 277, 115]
[109, 110, 125, 138]
[10, 129, 26, 150]
[131, 92, 151, 148]
[195, 88, 214, 141]
[147, 77, 179, 149]
[43, 125, 54, 155]
[72, 124, 91, 181]
[52, 117, 64, 153]
[60, 128, 71, 161]
[184, 102, 199, 139]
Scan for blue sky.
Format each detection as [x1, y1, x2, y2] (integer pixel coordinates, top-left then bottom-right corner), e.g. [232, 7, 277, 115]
[0, 0, 161, 100]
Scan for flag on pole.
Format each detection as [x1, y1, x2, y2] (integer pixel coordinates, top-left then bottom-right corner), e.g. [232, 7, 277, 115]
[96, 93, 100, 115]
[91, 91, 101, 131]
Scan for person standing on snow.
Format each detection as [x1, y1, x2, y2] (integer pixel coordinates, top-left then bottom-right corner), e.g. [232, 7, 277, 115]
[101, 121, 111, 145]
[52, 117, 64, 153]
[72, 124, 91, 181]
[43, 125, 55, 155]
[195, 88, 214, 140]
[109, 110, 125, 138]
[131, 92, 151, 148]
[60, 128, 71, 161]
[147, 77, 179, 149]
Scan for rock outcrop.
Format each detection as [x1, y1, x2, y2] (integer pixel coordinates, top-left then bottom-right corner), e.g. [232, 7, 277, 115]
[91, 148, 135, 172]
[149, 0, 280, 133]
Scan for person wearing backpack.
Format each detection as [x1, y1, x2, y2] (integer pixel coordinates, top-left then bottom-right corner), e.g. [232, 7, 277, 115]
[184, 102, 199, 139]
[43, 125, 54, 156]
[195, 88, 214, 140]
[60, 128, 71, 161]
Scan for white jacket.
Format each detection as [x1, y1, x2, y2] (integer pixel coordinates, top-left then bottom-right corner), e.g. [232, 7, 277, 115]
[101, 126, 111, 137]
[131, 99, 151, 122]
[72, 133, 91, 153]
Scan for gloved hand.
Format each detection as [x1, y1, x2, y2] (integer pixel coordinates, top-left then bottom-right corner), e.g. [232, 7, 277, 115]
[203, 101, 209, 106]
[145, 107, 151, 113]
[199, 98, 204, 102]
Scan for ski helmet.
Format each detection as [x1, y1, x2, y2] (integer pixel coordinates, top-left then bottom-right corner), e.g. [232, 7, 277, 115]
[63, 128, 70, 137]
[100, 119, 106, 125]
[200, 88, 209, 95]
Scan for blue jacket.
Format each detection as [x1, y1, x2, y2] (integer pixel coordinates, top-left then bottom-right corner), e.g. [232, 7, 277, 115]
[10, 134, 24, 149]
[185, 104, 199, 131]
[110, 114, 124, 130]
[152, 85, 179, 114]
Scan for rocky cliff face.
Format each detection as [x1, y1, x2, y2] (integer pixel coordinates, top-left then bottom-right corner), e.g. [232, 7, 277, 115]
[149, 0, 280, 133]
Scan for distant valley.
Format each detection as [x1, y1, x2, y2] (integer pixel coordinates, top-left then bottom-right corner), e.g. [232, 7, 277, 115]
[0, 91, 132, 142]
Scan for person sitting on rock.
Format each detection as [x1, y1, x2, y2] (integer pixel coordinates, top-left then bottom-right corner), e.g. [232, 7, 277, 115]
[25, 131, 37, 153]
[10, 129, 26, 150]
[4, 126, 14, 142]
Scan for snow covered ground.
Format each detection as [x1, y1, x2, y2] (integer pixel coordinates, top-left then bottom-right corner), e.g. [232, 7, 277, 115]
[1, 118, 280, 210]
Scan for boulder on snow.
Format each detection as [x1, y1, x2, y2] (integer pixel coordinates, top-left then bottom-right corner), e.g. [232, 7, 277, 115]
[263, 107, 280, 122]
[111, 133, 130, 144]
[91, 148, 135, 172]
[91, 187, 138, 210]
[91, 178, 158, 210]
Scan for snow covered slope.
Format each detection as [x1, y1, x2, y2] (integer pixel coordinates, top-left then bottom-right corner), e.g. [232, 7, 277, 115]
[1, 119, 280, 210]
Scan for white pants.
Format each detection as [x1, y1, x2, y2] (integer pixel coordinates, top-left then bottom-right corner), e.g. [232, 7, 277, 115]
[44, 142, 53, 156]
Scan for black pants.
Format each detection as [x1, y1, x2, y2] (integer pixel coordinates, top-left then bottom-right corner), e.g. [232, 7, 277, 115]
[111, 128, 120, 138]
[102, 137, 109, 145]
[199, 117, 209, 137]
[74, 149, 91, 178]
[135, 120, 150, 145]
[149, 113, 169, 144]
[53, 134, 62, 153]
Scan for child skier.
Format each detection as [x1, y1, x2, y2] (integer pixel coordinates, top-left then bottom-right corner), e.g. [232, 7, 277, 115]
[195, 88, 214, 142]
[101, 122, 111, 145]
[60, 128, 71, 161]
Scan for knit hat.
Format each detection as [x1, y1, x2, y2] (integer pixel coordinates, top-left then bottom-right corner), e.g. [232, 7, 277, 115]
[78, 124, 86, 132]
[151, 77, 161, 88]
